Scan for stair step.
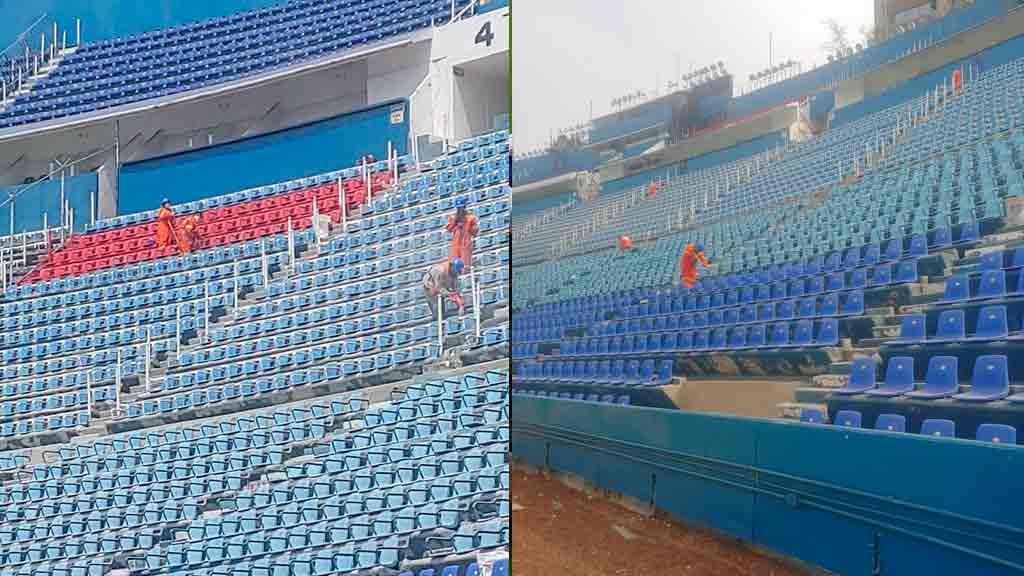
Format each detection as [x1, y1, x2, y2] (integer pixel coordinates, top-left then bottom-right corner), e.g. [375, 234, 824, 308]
[794, 387, 834, 403]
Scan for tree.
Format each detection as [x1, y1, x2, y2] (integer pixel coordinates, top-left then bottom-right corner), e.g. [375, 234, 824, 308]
[859, 23, 881, 48]
[822, 18, 851, 56]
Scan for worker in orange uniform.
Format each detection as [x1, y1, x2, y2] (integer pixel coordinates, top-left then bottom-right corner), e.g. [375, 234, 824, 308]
[446, 196, 479, 269]
[617, 235, 634, 251]
[952, 68, 963, 94]
[177, 213, 201, 253]
[647, 181, 658, 198]
[155, 199, 177, 248]
[679, 242, 712, 289]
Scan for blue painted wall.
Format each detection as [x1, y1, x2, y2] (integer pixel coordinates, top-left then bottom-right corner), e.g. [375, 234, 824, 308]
[590, 101, 673, 144]
[119, 101, 408, 215]
[512, 149, 598, 187]
[1, 173, 96, 235]
[687, 131, 786, 173]
[0, 0, 286, 45]
[832, 33, 1024, 128]
[512, 396, 1024, 576]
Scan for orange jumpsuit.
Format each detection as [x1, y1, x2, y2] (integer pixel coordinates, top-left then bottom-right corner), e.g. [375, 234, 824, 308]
[156, 206, 176, 248]
[446, 212, 479, 268]
[952, 69, 962, 93]
[178, 215, 199, 252]
[617, 235, 634, 251]
[647, 181, 657, 198]
[679, 243, 711, 288]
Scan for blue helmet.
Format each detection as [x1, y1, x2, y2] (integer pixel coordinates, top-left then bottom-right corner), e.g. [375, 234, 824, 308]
[450, 258, 465, 274]
[695, 243, 705, 253]
[161, 198, 170, 206]
[454, 196, 468, 209]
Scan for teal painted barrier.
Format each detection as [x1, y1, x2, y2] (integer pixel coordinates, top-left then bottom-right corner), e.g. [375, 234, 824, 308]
[512, 396, 1024, 575]
[1, 172, 96, 235]
[119, 101, 408, 215]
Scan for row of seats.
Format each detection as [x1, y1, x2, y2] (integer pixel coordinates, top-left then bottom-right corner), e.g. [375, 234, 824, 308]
[888, 306, 1024, 345]
[516, 358, 674, 388]
[801, 408, 1017, 444]
[834, 355, 1017, 402]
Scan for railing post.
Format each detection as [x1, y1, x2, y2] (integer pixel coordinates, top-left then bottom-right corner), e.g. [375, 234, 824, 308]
[287, 216, 295, 275]
[86, 371, 93, 415]
[76, 19, 81, 47]
[143, 336, 150, 391]
[437, 293, 445, 358]
[471, 270, 481, 341]
[204, 282, 210, 345]
[175, 304, 181, 362]
[115, 349, 122, 410]
[261, 241, 269, 290]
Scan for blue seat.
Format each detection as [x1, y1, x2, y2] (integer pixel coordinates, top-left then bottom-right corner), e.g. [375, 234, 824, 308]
[920, 419, 955, 438]
[973, 270, 1006, 300]
[969, 305, 1008, 341]
[976, 423, 1016, 444]
[887, 314, 925, 345]
[799, 408, 824, 423]
[833, 357, 877, 395]
[834, 410, 862, 428]
[941, 275, 969, 302]
[865, 357, 914, 397]
[874, 414, 906, 432]
[952, 355, 1009, 402]
[931, 310, 965, 342]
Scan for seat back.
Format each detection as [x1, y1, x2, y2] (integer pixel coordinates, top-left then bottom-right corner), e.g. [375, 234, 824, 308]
[920, 419, 955, 438]
[977, 423, 1016, 444]
[935, 310, 965, 340]
[874, 414, 906, 432]
[971, 355, 1009, 397]
[834, 410, 862, 428]
[884, 357, 914, 389]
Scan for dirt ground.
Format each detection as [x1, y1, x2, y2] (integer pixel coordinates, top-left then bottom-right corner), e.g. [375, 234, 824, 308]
[510, 468, 811, 576]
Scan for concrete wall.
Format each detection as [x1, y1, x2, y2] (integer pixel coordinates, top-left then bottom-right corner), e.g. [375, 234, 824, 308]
[513, 395, 1024, 576]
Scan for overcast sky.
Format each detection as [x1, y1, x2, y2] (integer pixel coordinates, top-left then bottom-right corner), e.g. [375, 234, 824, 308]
[512, 0, 875, 153]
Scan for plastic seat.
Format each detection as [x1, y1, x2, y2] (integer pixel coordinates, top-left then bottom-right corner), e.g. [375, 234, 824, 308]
[865, 357, 914, 397]
[833, 410, 862, 428]
[887, 314, 925, 345]
[952, 355, 1009, 402]
[874, 414, 906, 433]
[833, 357, 877, 395]
[904, 356, 959, 399]
[920, 419, 955, 438]
[976, 423, 1016, 444]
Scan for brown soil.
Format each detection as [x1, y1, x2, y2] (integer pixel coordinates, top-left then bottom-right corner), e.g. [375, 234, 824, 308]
[511, 468, 811, 576]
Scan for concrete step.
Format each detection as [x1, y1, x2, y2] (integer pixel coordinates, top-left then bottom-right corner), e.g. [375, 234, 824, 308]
[793, 386, 834, 404]
[777, 401, 827, 420]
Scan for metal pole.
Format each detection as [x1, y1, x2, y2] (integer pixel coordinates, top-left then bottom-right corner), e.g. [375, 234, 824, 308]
[437, 294, 444, 357]
[90, 188, 95, 224]
[86, 371, 93, 414]
[42, 212, 48, 253]
[175, 304, 181, 360]
[312, 195, 319, 252]
[233, 258, 240, 312]
[76, 19, 81, 46]
[204, 282, 210, 345]
[471, 270, 481, 341]
[340, 181, 348, 232]
[60, 169, 65, 228]
[287, 217, 294, 274]
[142, 337, 149, 393]
[261, 241, 268, 288]
[116, 348, 123, 411]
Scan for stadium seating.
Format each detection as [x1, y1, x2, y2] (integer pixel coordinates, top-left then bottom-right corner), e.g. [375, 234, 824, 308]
[0, 0, 475, 129]
[0, 122, 511, 575]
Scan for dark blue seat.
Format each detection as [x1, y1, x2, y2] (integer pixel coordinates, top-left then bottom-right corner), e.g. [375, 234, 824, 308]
[973, 270, 1006, 300]
[904, 356, 959, 399]
[872, 263, 892, 285]
[834, 410, 862, 427]
[896, 260, 918, 283]
[920, 419, 955, 438]
[969, 305, 1008, 341]
[866, 356, 914, 397]
[887, 313, 925, 345]
[931, 310, 965, 342]
[874, 414, 906, 432]
[952, 355, 1009, 402]
[976, 423, 1016, 444]
[833, 357, 877, 395]
[800, 408, 824, 423]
